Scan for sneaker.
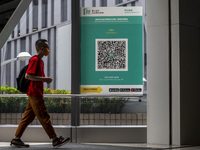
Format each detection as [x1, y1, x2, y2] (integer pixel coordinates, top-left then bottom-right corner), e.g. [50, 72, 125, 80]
[52, 136, 70, 149]
[10, 138, 29, 148]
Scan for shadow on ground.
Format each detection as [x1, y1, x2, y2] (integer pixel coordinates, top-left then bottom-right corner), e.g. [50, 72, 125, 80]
[0, 143, 160, 150]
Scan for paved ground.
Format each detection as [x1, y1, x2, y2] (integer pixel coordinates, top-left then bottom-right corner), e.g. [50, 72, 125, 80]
[0, 142, 200, 150]
[0, 143, 153, 150]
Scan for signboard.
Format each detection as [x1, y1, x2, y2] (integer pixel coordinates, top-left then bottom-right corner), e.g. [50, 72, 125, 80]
[80, 7, 143, 95]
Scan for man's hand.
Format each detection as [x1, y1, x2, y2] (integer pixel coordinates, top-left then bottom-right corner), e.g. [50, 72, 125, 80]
[45, 77, 53, 84]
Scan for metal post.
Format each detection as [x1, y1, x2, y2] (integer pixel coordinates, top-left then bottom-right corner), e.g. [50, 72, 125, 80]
[71, 0, 81, 127]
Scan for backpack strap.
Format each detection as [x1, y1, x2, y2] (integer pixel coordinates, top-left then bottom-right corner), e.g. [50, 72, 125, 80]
[28, 55, 40, 75]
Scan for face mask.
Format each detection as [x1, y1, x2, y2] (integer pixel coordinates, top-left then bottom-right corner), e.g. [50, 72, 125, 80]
[43, 48, 50, 56]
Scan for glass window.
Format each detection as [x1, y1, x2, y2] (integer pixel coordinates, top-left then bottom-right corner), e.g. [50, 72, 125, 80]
[42, 0, 48, 28]
[14, 40, 17, 87]
[100, 0, 107, 6]
[92, 0, 96, 7]
[0, 96, 71, 125]
[17, 22, 20, 37]
[0, 0, 146, 130]
[80, 0, 147, 126]
[5, 42, 11, 86]
[29, 36, 32, 57]
[116, 0, 123, 4]
[51, 0, 54, 25]
[131, 2, 135, 6]
[12, 31, 14, 38]
[1, 19, 71, 126]
[20, 38, 26, 69]
[61, 0, 68, 22]
[26, 8, 29, 33]
[80, 0, 85, 7]
[33, 0, 38, 31]
[80, 97, 147, 125]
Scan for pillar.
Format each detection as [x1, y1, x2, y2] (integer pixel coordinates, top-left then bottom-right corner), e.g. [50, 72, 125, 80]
[147, 0, 200, 146]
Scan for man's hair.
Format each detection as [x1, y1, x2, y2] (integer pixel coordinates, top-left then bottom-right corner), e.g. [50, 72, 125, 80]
[35, 39, 48, 51]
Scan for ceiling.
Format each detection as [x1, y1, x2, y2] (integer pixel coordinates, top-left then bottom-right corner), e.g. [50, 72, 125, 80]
[0, 0, 21, 33]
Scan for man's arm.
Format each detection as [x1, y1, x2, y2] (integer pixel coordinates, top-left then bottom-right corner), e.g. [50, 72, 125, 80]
[25, 73, 52, 84]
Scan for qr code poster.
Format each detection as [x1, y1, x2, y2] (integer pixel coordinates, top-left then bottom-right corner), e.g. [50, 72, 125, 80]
[96, 39, 128, 71]
[80, 7, 143, 95]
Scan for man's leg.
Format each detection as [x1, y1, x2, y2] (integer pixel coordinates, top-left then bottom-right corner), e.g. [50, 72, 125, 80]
[15, 100, 36, 138]
[11, 100, 35, 148]
[28, 95, 57, 139]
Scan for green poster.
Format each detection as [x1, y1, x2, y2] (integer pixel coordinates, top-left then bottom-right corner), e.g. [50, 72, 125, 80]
[80, 7, 143, 95]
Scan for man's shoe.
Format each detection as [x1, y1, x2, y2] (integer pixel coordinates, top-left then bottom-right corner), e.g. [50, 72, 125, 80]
[53, 136, 70, 149]
[10, 138, 29, 148]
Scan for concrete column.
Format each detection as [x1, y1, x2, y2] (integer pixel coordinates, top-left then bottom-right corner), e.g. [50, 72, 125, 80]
[1, 45, 6, 86]
[49, 28, 56, 89]
[96, 0, 101, 7]
[54, 0, 61, 25]
[47, 0, 52, 27]
[146, 0, 170, 145]
[57, 24, 71, 91]
[171, 0, 200, 146]
[171, 0, 180, 145]
[107, 0, 115, 6]
[31, 33, 38, 55]
[16, 39, 21, 73]
[20, 11, 27, 36]
[85, 0, 92, 7]
[10, 41, 15, 87]
[147, 0, 200, 146]
[29, 2, 33, 33]
[25, 36, 30, 64]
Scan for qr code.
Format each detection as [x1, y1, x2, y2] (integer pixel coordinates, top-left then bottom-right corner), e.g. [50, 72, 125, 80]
[96, 39, 128, 71]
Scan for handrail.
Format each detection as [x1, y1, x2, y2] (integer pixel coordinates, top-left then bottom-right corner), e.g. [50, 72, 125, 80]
[0, 94, 143, 98]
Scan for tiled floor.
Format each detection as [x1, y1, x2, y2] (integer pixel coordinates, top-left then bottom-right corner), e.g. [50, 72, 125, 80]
[0, 142, 200, 150]
[87, 143, 200, 150]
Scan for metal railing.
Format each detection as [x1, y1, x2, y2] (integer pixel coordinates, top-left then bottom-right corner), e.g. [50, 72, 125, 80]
[0, 94, 146, 126]
[0, 93, 144, 100]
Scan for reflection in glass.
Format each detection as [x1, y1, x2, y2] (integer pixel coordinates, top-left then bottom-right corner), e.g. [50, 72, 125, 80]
[80, 98, 146, 125]
[0, 87, 71, 125]
[0, 97, 72, 125]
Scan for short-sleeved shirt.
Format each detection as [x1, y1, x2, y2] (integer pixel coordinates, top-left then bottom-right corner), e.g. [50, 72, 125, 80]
[26, 55, 45, 97]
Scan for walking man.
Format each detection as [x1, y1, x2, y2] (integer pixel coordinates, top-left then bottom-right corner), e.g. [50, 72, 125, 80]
[11, 39, 70, 148]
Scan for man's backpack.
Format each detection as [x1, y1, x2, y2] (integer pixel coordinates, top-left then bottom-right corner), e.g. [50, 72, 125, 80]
[16, 55, 40, 93]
